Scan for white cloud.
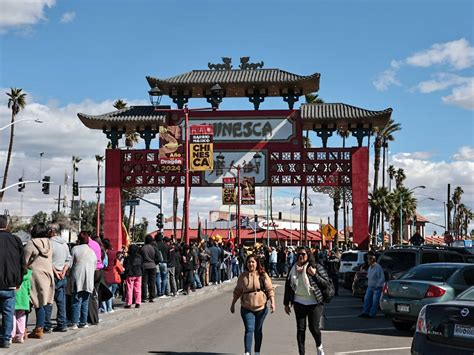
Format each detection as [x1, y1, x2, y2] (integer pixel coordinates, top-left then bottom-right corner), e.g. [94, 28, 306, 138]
[442, 78, 474, 110]
[60, 12, 75, 24]
[390, 149, 474, 233]
[411, 73, 471, 94]
[0, 0, 55, 33]
[453, 146, 474, 161]
[406, 38, 474, 70]
[373, 68, 401, 92]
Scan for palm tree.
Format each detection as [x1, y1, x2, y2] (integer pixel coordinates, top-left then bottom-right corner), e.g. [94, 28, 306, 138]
[369, 187, 393, 241]
[387, 165, 396, 191]
[369, 120, 401, 234]
[389, 187, 417, 244]
[0, 88, 27, 202]
[394, 168, 406, 189]
[113, 99, 139, 148]
[451, 186, 464, 236]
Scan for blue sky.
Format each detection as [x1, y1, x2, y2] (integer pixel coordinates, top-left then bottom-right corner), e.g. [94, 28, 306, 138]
[0, 0, 473, 234]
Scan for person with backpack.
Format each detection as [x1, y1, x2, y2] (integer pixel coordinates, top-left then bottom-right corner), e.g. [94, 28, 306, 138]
[284, 247, 331, 355]
[230, 254, 275, 355]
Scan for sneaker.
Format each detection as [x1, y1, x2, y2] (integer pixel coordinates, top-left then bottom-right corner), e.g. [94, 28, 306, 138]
[0, 341, 10, 348]
[109, 309, 115, 313]
[78, 323, 89, 328]
[135, 304, 140, 308]
[28, 327, 44, 339]
[317, 344, 325, 355]
[68, 323, 78, 330]
[161, 295, 169, 299]
[124, 305, 131, 309]
[52, 327, 68, 333]
[43, 328, 52, 334]
[149, 299, 155, 303]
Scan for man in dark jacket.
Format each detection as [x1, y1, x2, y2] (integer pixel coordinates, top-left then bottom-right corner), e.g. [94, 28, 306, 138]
[208, 242, 220, 284]
[140, 235, 157, 302]
[155, 234, 170, 297]
[325, 250, 340, 296]
[0, 215, 24, 348]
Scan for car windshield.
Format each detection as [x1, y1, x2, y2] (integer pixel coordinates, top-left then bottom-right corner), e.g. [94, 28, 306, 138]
[378, 251, 416, 272]
[457, 288, 474, 301]
[400, 266, 459, 282]
[341, 253, 358, 262]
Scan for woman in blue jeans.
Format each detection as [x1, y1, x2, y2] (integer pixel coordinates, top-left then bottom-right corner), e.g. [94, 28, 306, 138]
[231, 255, 275, 355]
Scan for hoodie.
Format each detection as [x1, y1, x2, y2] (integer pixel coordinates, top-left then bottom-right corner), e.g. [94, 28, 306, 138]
[50, 235, 72, 272]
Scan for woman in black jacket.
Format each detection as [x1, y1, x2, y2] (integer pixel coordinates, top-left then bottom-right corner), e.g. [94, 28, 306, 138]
[284, 247, 330, 355]
[181, 245, 195, 295]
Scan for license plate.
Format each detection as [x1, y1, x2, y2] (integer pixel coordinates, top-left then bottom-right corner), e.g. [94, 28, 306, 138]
[396, 304, 410, 313]
[454, 324, 474, 339]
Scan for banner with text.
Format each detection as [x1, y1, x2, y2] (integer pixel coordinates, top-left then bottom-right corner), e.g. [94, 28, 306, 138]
[190, 125, 213, 171]
[240, 176, 256, 205]
[222, 177, 237, 205]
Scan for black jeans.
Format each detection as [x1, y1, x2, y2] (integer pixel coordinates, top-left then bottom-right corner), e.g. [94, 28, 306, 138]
[142, 268, 156, 300]
[293, 302, 323, 355]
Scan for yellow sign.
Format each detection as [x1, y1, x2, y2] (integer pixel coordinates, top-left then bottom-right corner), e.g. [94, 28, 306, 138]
[190, 125, 214, 171]
[222, 177, 237, 205]
[322, 223, 337, 241]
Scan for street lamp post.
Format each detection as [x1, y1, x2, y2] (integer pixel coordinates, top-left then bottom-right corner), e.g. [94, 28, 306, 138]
[399, 185, 425, 244]
[0, 118, 42, 132]
[292, 196, 313, 245]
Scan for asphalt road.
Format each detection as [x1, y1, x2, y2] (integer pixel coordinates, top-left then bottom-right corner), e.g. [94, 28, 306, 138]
[58, 281, 414, 355]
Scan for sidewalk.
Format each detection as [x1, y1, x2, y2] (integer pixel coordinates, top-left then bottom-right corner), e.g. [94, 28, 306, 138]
[4, 280, 237, 354]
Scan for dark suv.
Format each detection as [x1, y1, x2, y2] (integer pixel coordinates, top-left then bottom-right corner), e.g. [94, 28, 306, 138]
[351, 245, 474, 298]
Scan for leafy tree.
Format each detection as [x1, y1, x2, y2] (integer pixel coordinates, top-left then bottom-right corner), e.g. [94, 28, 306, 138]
[394, 168, 406, 189]
[78, 201, 104, 235]
[130, 217, 148, 243]
[8, 215, 30, 233]
[0, 88, 27, 202]
[30, 211, 50, 226]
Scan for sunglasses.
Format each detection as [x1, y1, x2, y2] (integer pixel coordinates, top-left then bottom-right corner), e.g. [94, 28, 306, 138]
[297, 253, 307, 257]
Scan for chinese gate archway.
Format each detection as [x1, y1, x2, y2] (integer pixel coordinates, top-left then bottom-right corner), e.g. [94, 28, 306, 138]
[78, 58, 392, 251]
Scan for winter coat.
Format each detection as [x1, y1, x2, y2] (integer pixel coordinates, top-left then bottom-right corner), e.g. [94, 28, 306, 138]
[104, 253, 124, 285]
[284, 263, 330, 306]
[124, 254, 143, 278]
[70, 244, 97, 294]
[24, 238, 54, 308]
[15, 269, 32, 311]
[0, 231, 24, 289]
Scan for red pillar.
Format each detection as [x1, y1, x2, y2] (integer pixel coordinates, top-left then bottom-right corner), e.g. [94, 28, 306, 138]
[351, 147, 369, 250]
[104, 149, 123, 251]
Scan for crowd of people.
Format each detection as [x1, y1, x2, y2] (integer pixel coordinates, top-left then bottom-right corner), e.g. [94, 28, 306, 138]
[1, 213, 343, 354]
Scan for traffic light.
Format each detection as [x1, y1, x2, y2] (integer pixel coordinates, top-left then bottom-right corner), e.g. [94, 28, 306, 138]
[278, 211, 282, 220]
[254, 214, 258, 223]
[18, 177, 25, 192]
[73, 181, 79, 196]
[156, 213, 164, 229]
[42, 176, 50, 194]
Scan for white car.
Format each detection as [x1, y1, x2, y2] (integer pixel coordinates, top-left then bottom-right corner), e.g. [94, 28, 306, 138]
[339, 251, 368, 289]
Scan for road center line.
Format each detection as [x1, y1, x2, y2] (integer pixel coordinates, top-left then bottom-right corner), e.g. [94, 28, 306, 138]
[335, 347, 411, 354]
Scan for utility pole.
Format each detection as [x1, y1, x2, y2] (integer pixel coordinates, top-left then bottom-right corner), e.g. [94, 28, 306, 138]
[447, 183, 451, 233]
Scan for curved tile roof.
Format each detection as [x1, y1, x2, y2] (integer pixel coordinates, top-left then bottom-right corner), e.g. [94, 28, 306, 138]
[77, 106, 168, 131]
[301, 103, 392, 120]
[146, 69, 320, 97]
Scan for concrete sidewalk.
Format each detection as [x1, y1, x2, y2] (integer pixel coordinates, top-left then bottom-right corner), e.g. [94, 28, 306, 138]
[4, 280, 237, 354]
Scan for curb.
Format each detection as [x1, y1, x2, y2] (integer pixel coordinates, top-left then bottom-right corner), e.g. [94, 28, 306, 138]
[5, 280, 237, 354]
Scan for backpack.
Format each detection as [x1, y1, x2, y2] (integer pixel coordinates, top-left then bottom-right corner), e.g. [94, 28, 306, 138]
[322, 277, 335, 303]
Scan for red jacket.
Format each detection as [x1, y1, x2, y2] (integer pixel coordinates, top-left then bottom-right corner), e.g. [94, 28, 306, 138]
[104, 251, 124, 285]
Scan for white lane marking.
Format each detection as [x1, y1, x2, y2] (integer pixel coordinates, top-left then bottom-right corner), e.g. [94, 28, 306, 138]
[323, 327, 395, 332]
[325, 314, 385, 319]
[335, 347, 411, 354]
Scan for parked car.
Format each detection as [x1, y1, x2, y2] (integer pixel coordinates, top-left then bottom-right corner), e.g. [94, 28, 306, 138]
[411, 286, 474, 354]
[339, 250, 367, 289]
[380, 263, 474, 330]
[352, 245, 474, 298]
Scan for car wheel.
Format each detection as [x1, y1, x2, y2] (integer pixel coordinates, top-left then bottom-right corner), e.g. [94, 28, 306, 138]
[392, 319, 414, 331]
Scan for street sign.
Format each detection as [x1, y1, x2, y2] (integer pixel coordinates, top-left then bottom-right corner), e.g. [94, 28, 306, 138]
[222, 177, 236, 205]
[124, 199, 140, 206]
[322, 223, 337, 241]
[241, 176, 255, 205]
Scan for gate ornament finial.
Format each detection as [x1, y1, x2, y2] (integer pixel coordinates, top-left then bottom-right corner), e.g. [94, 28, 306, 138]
[239, 57, 264, 70]
[208, 57, 233, 70]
